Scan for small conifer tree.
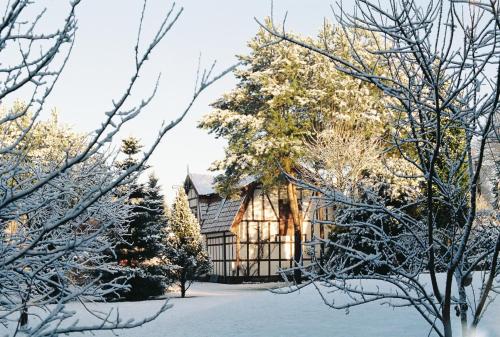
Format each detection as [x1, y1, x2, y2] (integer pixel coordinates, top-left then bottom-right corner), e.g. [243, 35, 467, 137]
[165, 188, 211, 298]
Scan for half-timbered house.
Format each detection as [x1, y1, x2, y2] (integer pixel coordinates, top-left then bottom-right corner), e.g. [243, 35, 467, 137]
[184, 173, 333, 283]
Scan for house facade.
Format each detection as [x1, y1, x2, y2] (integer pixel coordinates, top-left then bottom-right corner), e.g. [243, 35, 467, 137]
[184, 173, 334, 283]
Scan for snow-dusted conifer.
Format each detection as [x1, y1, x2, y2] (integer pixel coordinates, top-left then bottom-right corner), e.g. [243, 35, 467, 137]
[112, 138, 169, 300]
[124, 173, 170, 300]
[165, 188, 211, 298]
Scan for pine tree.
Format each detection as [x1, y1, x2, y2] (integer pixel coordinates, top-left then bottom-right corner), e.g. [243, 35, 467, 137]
[164, 188, 211, 298]
[119, 136, 143, 168]
[198, 22, 392, 283]
[113, 136, 143, 275]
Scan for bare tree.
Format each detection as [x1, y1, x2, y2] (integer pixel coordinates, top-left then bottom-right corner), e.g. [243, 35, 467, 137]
[301, 123, 384, 196]
[261, 0, 500, 336]
[0, 1, 232, 335]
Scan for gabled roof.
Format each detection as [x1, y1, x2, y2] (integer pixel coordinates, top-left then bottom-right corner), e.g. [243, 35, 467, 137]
[185, 172, 256, 234]
[187, 173, 216, 196]
[186, 173, 257, 197]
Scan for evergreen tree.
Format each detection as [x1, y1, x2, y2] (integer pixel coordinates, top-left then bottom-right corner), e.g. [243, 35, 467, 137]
[164, 188, 211, 298]
[118, 174, 169, 300]
[116, 136, 144, 199]
[118, 137, 142, 168]
[110, 138, 169, 300]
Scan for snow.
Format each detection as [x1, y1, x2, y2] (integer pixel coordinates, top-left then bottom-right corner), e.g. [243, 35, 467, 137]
[188, 173, 257, 196]
[189, 173, 216, 196]
[5, 279, 498, 337]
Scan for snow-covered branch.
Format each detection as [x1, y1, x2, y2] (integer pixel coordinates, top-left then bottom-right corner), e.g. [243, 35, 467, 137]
[0, 1, 230, 335]
[261, 1, 500, 336]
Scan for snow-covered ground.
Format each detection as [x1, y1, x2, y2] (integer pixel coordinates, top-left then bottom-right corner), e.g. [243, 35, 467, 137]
[3, 280, 499, 337]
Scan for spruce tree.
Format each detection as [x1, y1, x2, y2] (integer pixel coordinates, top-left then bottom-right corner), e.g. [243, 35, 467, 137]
[165, 188, 211, 298]
[120, 174, 169, 300]
[111, 138, 169, 300]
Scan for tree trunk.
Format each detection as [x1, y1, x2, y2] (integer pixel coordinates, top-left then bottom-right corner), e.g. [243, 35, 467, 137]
[442, 270, 453, 337]
[19, 306, 28, 327]
[286, 180, 302, 284]
[19, 290, 29, 328]
[443, 319, 452, 337]
[457, 277, 469, 337]
[180, 280, 186, 298]
[179, 268, 187, 298]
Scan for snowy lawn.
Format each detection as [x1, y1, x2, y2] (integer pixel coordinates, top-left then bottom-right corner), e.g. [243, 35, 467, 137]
[7, 280, 496, 337]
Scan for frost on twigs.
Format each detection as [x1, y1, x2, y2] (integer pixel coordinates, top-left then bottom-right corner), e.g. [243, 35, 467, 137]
[261, 1, 500, 336]
[0, 1, 229, 335]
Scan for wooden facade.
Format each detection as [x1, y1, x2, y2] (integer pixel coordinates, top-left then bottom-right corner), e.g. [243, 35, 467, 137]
[185, 173, 334, 283]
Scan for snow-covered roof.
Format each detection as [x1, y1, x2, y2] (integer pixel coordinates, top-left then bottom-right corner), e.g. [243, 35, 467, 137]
[199, 197, 244, 234]
[187, 173, 257, 197]
[188, 173, 216, 196]
[186, 173, 256, 234]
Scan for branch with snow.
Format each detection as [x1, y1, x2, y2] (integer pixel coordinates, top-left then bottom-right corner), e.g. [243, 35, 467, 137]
[260, 0, 500, 336]
[0, 1, 231, 335]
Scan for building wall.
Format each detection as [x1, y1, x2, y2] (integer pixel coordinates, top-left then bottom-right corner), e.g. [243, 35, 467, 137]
[203, 185, 334, 282]
[205, 231, 235, 280]
[186, 185, 200, 219]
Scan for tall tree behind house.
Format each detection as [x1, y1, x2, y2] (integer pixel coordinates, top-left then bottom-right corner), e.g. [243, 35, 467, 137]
[199, 21, 391, 283]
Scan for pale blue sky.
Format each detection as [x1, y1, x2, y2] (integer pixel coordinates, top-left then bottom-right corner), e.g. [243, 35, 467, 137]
[38, 0, 337, 201]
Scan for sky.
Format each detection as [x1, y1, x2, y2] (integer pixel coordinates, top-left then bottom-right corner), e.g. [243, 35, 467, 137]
[25, 0, 339, 201]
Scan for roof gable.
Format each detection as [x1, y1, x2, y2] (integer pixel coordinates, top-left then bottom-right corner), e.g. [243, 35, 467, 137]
[187, 173, 216, 196]
[184, 173, 257, 234]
